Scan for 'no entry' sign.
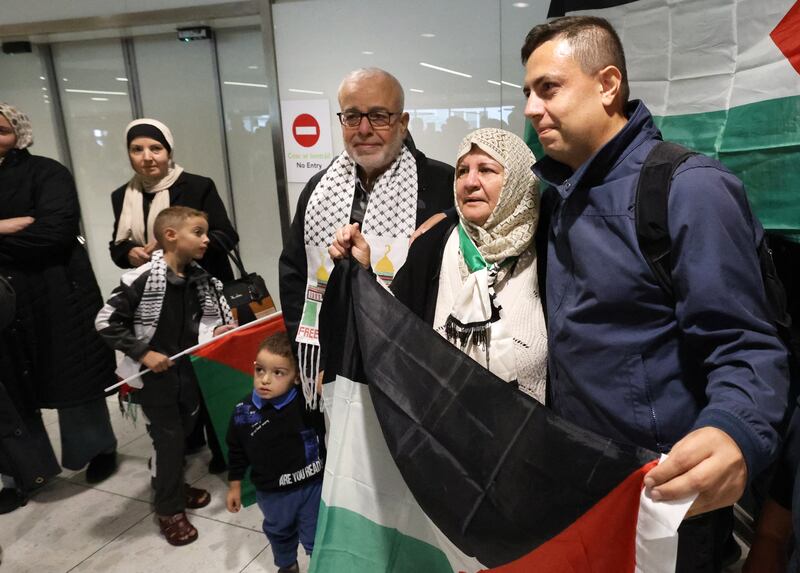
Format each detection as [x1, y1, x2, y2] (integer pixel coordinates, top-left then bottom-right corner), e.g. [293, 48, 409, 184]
[292, 113, 320, 147]
[282, 99, 332, 184]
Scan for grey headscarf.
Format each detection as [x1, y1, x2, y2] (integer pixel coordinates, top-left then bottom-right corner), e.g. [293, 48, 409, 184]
[0, 102, 34, 150]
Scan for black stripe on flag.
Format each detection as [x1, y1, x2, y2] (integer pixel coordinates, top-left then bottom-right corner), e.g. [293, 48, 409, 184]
[321, 259, 658, 567]
[548, 0, 638, 18]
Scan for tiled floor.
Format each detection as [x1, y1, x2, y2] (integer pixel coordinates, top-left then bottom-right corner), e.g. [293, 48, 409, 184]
[0, 397, 310, 573]
[0, 398, 749, 572]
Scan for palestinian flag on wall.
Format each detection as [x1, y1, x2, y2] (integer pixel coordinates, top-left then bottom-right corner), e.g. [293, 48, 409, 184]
[527, 0, 800, 239]
[311, 260, 692, 573]
[191, 312, 287, 507]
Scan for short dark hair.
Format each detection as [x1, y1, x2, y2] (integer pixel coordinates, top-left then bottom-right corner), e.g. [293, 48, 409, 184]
[153, 206, 207, 244]
[521, 16, 629, 104]
[258, 331, 296, 366]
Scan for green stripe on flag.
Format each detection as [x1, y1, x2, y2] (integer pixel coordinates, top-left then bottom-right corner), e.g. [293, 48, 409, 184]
[191, 355, 257, 507]
[310, 502, 454, 573]
[526, 95, 800, 239]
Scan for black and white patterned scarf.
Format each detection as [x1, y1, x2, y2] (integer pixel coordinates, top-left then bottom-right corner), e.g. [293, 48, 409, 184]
[297, 145, 418, 408]
[116, 249, 234, 387]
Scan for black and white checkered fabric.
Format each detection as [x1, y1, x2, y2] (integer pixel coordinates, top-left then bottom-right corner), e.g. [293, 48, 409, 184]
[297, 146, 419, 409]
[303, 146, 418, 247]
[132, 249, 233, 343]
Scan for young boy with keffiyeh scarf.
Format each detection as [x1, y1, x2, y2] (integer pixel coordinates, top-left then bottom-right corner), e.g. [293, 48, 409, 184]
[96, 206, 235, 546]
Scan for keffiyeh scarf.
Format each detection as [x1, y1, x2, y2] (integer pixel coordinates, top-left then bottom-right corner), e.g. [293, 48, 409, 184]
[298, 145, 418, 408]
[115, 249, 233, 388]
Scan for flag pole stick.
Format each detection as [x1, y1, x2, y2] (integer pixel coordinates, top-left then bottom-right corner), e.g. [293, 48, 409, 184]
[104, 311, 283, 393]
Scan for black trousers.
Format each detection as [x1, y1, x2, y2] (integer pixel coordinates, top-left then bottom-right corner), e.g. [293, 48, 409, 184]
[675, 507, 734, 573]
[185, 392, 224, 462]
[140, 382, 200, 516]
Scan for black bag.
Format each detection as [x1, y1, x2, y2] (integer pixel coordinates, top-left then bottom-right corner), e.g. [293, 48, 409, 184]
[209, 232, 273, 321]
[222, 247, 270, 308]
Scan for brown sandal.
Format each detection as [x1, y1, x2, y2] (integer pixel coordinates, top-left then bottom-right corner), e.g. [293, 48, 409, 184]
[158, 512, 198, 546]
[185, 484, 211, 509]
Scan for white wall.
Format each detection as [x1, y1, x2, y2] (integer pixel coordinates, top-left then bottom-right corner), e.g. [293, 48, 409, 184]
[0, 0, 553, 299]
[272, 0, 550, 216]
[0, 0, 236, 25]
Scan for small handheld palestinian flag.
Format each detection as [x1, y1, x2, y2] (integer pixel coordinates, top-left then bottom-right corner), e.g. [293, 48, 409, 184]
[313, 260, 693, 573]
[192, 312, 287, 508]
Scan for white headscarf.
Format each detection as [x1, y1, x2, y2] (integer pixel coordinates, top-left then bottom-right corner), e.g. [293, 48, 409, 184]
[114, 119, 184, 246]
[0, 102, 34, 150]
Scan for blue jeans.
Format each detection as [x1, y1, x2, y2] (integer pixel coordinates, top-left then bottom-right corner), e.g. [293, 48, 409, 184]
[256, 480, 323, 568]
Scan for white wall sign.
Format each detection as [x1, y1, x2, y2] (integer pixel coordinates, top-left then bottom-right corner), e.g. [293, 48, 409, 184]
[281, 99, 334, 183]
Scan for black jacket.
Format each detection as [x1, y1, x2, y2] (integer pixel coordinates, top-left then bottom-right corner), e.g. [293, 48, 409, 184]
[95, 263, 216, 407]
[279, 138, 455, 346]
[388, 211, 457, 325]
[110, 171, 238, 282]
[0, 149, 116, 409]
[226, 389, 326, 492]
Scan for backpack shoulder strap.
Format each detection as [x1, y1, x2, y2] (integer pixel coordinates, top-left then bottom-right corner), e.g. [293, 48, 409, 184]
[635, 141, 697, 297]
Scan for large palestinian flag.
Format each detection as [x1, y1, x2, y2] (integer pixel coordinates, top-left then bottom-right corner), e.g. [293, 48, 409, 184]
[311, 260, 693, 573]
[191, 312, 287, 507]
[527, 0, 800, 239]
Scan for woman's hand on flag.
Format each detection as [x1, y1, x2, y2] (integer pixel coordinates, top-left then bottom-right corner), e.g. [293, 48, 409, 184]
[643, 426, 747, 517]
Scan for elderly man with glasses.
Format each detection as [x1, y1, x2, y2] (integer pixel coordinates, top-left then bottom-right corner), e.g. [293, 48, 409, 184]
[279, 67, 454, 405]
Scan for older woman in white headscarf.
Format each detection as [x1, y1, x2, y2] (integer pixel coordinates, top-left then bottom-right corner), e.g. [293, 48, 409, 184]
[0, 102, 120, 513]
[110, 118, 238, 283]
[330, 128, 547, 401]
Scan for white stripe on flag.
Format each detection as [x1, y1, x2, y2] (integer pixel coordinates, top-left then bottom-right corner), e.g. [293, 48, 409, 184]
[569, 0, 800, 116]
[321, 376, 484, 573]
[635, 454, 696, 572]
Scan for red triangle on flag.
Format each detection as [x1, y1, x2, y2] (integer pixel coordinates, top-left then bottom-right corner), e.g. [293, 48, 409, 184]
[771, 1, 800, 75]
[192, 314, 286, 376]
[482, 460, 658, 573]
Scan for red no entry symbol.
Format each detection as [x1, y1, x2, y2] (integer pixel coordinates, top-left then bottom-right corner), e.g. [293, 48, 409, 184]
[292, 113, 320, 147]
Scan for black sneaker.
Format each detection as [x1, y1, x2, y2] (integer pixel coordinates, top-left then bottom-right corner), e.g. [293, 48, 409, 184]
[86, 451, 118, 484]
[277, 562, 299, 573]
[0, 488, 27, 514]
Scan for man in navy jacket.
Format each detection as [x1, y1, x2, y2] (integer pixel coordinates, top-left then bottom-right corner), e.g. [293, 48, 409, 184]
[521, 16, 790, 570]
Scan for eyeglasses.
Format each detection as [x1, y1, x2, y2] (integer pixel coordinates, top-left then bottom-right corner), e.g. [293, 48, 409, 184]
[336, 110, 401, 129]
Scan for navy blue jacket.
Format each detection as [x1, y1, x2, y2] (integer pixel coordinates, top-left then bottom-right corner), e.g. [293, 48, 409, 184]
[533, 101, 790, 479]
[226, 388, 325, 492]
